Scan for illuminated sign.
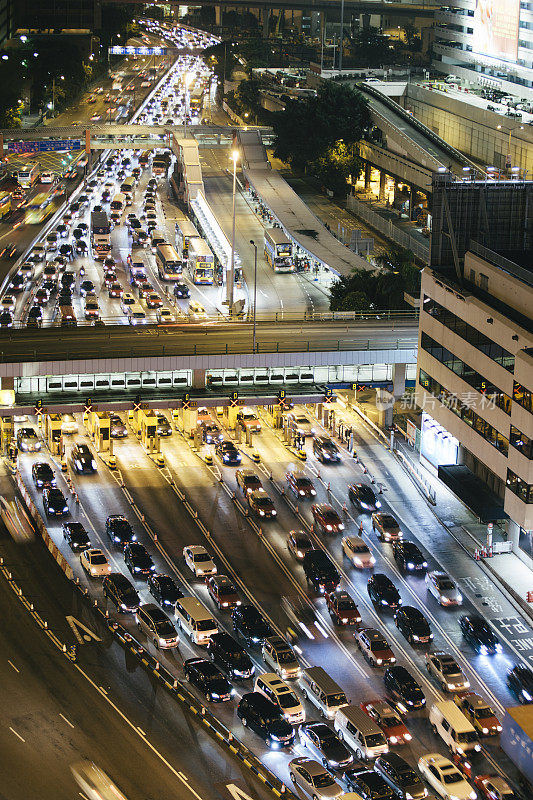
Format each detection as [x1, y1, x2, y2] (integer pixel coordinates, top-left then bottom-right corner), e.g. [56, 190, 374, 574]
[7, 139, 81, 154]
[472, 0, 520, 62]
[109, 46, 176, 55]
[420, 412, 459, 469]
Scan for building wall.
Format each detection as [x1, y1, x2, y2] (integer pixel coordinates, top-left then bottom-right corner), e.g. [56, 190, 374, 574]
[15, 0, 96, 33]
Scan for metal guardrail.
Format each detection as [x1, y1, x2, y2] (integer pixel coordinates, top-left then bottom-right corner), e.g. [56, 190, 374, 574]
[346, 195, 431, 262]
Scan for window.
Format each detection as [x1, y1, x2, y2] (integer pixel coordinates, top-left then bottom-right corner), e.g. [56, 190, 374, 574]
[510, 427, 533, 459]
[507, 469, 533, 503]
[513, 381, 533, 414]
[479, 273, 489, 291]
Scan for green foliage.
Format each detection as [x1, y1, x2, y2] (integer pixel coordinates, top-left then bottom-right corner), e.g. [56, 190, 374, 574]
[236, 77, 261, 113]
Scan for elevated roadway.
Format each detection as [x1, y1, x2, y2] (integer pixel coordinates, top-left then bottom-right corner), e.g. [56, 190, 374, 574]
[104, 0, 437, 16]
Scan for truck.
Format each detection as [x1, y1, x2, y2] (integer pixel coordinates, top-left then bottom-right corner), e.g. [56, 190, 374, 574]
[90, 211, 111, 260]
[500, 704, 533, 789]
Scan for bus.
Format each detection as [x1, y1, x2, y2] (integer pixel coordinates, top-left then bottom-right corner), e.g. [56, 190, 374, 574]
[187, 238, 214, 285]
[264, 228, 294, 273]
[91, 211, 111, 260]
[120, 177, 135, 200]
[155, 243, 182, 281]
[0, 192, 11, 220]
[18, 163, 39, 188]
[189, 86, 204, 116]
[152, 154, 170, 177]
[24, 192, 61, 224]
[175, 217, 200, 258]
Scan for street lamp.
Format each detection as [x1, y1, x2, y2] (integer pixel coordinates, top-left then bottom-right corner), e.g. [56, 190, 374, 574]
[250, 239, 258, 352]
[497, 122, 524, 170]
[226, 149, 239, 310]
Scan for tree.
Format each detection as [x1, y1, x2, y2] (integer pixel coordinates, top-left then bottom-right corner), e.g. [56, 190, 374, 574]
[236, 77, 260, 114]
[329, 247, 421, 311]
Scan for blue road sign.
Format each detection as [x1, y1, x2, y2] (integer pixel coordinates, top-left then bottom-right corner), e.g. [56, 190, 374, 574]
[7, 139, 82, 154]
[109, 46, 171, 55]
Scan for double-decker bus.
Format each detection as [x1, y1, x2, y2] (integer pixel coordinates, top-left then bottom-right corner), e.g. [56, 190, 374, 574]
[91, 211, 111, 260]
[24, 191, 61, 224]
[187, 238, 214, 285]
[17, 163, 39, 188]
[175, 217, 200, 258]
[264, 228, 294, 273]
[155, 243, 182, 281]
[189, 86, 204, 116]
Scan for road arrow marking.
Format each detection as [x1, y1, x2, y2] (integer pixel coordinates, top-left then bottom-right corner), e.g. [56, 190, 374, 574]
[65, 615, 102, 644]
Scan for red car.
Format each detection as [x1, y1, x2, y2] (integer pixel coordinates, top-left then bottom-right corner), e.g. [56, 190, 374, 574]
[286, 470, 316, 499]
[474, 775, 517, 800]
[104, 270, 117, 287]
[311, 503, 344, 534]
[325, 589, 361, 626]
[108, 282, 123, 298]
[360, 699, 412, 745]
[138, 281, 153, 299]
[206, 575, 241, 610]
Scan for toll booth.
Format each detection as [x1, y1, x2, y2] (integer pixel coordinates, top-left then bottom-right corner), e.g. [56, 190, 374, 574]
[140, 410, 160, 454]
[44, 413, 63, 456]
[92, 412, 111, 453]
[0, 415, 13, 453]
[222, 405, 239, 430]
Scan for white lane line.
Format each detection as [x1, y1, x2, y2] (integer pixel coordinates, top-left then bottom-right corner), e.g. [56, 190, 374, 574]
[137, 726, 146, 736]
[59, 713, 74, 729]
[7, 660, 19, 673]
[9, 727, 25, 743]
[79, 792, 90, 800]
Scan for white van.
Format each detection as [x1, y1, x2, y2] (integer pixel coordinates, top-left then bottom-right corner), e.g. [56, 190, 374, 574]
[429, 700, 480, 755]
[334, 706, 388, 760]
[127, 303, 146, 325]
[299, 666, 349, 720]
[254, 672, 305, 724]
[174, 596, 218, 645]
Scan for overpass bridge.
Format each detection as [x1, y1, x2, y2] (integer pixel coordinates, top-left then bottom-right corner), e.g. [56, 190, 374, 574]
[104, 0, 437, 17]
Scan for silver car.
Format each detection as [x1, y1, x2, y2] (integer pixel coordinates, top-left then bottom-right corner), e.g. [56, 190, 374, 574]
[17, 427, 41, 452]
[425, 571, 463, 607]
[289, 757, 343, 800]
[287, 412, 315, 437]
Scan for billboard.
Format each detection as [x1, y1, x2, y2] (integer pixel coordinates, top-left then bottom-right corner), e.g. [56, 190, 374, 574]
[472, 0, 520, 62]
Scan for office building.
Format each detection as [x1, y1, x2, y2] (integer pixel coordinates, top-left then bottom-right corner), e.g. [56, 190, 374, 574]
[16, 0, 97, 35]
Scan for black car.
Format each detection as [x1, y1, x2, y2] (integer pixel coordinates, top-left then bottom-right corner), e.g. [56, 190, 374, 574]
[207, 631, 255, 680]
[312, 435, 340, 463]
[10, 274, 25, 293]
[237, 692, 295, 748]
[299, 722, 353, 770]
[232, 604, 273, 646]
[459, 615, 502, 654]
[71, 442, 97, 474]
[106, 515, 137, 547]
[75, 239, 88, 255]
[79, 279, 95, 296]
[392, 541, 428, 573]
[0, 311, 13, 328]
[32, 461, 56, 488]
[507, 665, 533, 703]
[344, 767, 395, 800]
[27, 305, 43, 326]
[349, 483, 381, 512]
[62, 521, 90, 551]
[202, 422, 223, 444]
[184, 657, 234, 702]
[103, 573, 140, 613]
[148, 573, 183, 607]
[58, 288, 73, 304]
[374, 753, 427, 800]
[367, 574, 402, 610]
[124, 542, 156, 579]
[173, 282, 190, 298]
[215, 440, 241, 465]
[303, 549, 340, 594]
[43, 487, 69, 517]
[394, 606, 432, 645]
[383, 666, 426, 711]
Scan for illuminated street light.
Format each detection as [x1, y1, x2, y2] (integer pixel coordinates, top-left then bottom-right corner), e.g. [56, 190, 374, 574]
[226, 150, 239, 310]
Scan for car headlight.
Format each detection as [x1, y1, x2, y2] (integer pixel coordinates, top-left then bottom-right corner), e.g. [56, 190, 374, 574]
[150, 565, 156, 570]
[412, 634, 419, 641]
[251, 636, 260, 643]
[159, 637, 168, 646]
[338, 523, 344, 530]
[210, 692, 219, 699]
[311, 489, 316, 495]
[469, 792, 477, 800]
[376, 658, 383, 665]
[259, 510, 264, 516]
[272, 510, 276, 516]
[76, 459, 82, 469]
[422, 561, 428, 567]
[131, 535, 137, 541]
[299, 490, 305, 496]
[523, 690, 532, 701]
[381, 599, 388, 605]
[389, 736, 397, 744]
[114, 536, 120, 542]
[323, 453, 330, 459]
[495, 643, 502, 652]
[90, 567, 97, 575]
[120, 603, 128, 610]
[457, 594, 463, 603]
[404, 733, 412, 741]
[223, 455, 229, 461]
[63, 506, 68, 512]
[407, 562, 415, 570]
[326, 524, 332, 531]
[354, 557, 362, 565]
[134, 566, 141, 572]
[222, 602, 228, 607]
[496, 725, 502, 731]
[375, 500, 381, 508]
[480, 645, 488, 654]
[447, 683, 456, 690]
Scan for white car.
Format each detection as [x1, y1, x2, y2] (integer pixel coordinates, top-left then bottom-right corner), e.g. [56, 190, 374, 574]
[183, 544, 217, 577]
[426, 571, 463, 606]
[425, 651, 470, 692]
[80, 548, 112, 578]
[121, 292, 136, 313]
[157, 308, 174, 324]
[71, 761, 127, 800]
[417, 754, 477, 800]
[288, 757, 343, 800]
[342, 535, 376, 568]
[32, 244, 47, 262]
[61, 413, 79, 435]
[40, 171, 54, 183]
[188, 300, 208, 321]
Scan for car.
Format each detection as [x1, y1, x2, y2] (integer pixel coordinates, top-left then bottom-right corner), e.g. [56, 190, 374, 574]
[237, 692, 295, 748]
[236, 469, 262, 495]
[121, 293, 136, 312]
[425, 571, 463, 607]
[80, 548, 112, 578]
[136, 603, 179, 649]
[34, 287, 49, 306]
[325, 589, 361, 626]
[109, 413, 127, 438]
[237, 408, 261, 433]
[232, 604, 273, 646]
[70, 761, 128, 800]
[148, 573, 183, 607]
[1, 294, 15, 313]
[215, 440, 241, 465]
[31, 244, 47, 262]
[417, 754, 476, 800]
[342, 767, 395, 800]
[287, 412, 315, 437]
[361, 700, 412, 746]
[184, 657, 234, 702]
[425, 652, 469, 693]
[106, 515, 137, 547]
[371, 513, 401, 542]
[84, 298, 100, 320]
[32, 461, 56, 488]
[383, 666, 426, 712]
[10, 274, 26, 294]
[156, 414, 172, 436]
[474, 775, 518, 800]
[342, 536, 375, 568]
[355, 628, 396, 667]
[374, 753, 427, 799]
[313, 436, 340, 463]
[157, 307, 173, 324]
[188, 301, 208, 321]
[137, 282, 153, 300]
[103, 573, 140, 613]
[507, 665, 533, 703]
[0, 310, 13, 328]
[109, 282, 123, 298]
[289, 757, 343, 800]
[303, 550, 340, 594]
[146, 292, 163, 309]
[286, 470, 316, 498]
[207, 631, 255, 680]
[287, 530, 315, 561]
[349, 483, 381, 512]
[62, 521, 90, 551]
[173, 282, 190, 298]
[17, 427, 41, 452]
[299, 723, 353, 770]
[70, 442, 97, 474]
[459, 615, 502, 654]
[79, 279, 95, 296]
[183, 544, 217, 577]
[27, 305, 43, 327]
[248, 489, 277, 519]
[206, 575, 241, 610]
[367, 574, 402, 610]
[61, 414, 79, 435]
[453, 693, 501, 736]
[393, 541, 428, 573]
[394, 607, 432, 645]
[312, 504, 344, 534]
[124, 542, 156, 578]
[43, 487, 69, 517]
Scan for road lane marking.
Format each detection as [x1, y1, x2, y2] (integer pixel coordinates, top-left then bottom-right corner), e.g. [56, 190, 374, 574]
[66, 615, 102, 644]
[9, 727, 25, 743]
[7, 660, 19, 673]
[59, 713, 74, 728]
